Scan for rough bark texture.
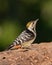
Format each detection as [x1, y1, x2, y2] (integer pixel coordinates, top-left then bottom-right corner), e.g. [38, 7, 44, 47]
[0, 42, 52, 65]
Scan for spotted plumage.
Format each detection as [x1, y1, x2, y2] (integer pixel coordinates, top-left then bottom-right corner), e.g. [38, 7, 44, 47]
[7, 19, 39, 50]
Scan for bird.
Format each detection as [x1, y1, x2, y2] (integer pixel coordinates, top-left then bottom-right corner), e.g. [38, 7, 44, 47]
[7, 19, 39, 50]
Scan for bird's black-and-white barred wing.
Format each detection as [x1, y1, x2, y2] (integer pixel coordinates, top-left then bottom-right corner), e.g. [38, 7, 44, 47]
[14, 30, 34, 43]
[7, 29, 35, 49]
[18, 29, 35, 41]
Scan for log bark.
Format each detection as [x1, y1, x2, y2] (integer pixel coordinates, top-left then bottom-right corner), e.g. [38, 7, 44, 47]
[0, 42, 52, 65]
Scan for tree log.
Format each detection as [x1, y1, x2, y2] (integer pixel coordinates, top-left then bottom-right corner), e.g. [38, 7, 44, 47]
[0, 42, 52, 65]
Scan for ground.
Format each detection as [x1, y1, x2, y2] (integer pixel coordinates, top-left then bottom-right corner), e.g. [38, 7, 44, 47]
[0, 42, 52, 65]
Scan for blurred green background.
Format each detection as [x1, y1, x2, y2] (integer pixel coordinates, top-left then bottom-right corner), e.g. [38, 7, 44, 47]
[0, 0, 52, 51]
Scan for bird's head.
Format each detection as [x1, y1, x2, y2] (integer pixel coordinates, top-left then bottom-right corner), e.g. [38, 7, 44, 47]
[26, 19, 39, 32]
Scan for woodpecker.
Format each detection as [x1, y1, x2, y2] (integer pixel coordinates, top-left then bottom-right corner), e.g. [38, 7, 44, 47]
[7, 19, 39, 50]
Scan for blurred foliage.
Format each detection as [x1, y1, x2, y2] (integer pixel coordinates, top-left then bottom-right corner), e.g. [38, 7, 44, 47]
[0, 0, 52, 51]
[41, 0, 52, 28]
[0, 19, 22, 50]
[0, 0, 8, 12]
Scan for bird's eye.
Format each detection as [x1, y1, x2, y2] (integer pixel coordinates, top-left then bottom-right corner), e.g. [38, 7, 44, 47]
[33, 22, 34, 24]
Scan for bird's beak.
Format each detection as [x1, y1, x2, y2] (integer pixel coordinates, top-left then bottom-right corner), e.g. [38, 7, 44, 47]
[33, 19, 39, 31]
[34, 19, 39, 25]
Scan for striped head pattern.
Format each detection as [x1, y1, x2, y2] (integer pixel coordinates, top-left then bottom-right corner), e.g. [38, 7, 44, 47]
[26, 19, 39, 31]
